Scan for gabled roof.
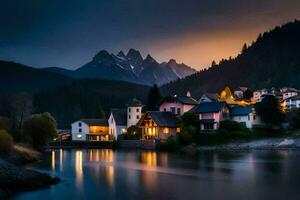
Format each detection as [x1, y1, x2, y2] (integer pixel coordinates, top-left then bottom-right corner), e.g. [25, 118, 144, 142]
[191, 102, 227, 113]
[159, 95, 199, 106]
[200, 93, 219, 101]
[79, 119, 108, 126]
[139, 111, 180, 127]
[110, 109, 127, 126]
[231, 106, 252, 116]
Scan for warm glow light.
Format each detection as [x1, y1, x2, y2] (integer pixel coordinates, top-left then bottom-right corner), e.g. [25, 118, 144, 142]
[51, 150, 55, 171]
[141, 152, 157, 167]
[163, 128, 169, 134]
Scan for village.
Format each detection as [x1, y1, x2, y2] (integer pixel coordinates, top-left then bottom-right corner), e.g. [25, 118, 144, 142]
[56, 86, 300, 147]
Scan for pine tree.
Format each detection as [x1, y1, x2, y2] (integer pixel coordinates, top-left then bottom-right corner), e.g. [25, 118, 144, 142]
[211, 60, 217, 67]
[241, 43, 248, 54]
[147, 84, 162, 111]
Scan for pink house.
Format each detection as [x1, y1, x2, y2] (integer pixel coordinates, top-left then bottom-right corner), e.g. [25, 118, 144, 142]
[191, 102, 229, 130]
[158, 92, 199, 116]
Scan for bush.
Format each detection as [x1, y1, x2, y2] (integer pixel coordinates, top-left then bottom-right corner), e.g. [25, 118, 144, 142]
[0, 116, 12, 132]
[0, 130, 13, 154]
[158, 136, 181, 151]
[22, 112, 57, 150]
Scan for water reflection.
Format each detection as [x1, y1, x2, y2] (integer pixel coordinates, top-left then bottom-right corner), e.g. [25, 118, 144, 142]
[75, 150, 83, 190]
[141, 152, 157, 167]
[51, 150, 55, 171]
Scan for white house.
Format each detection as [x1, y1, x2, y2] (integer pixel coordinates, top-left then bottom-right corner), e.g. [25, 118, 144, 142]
[230, 106, 254, 128]
[108, 109, 128, 139]
[285, 95, 300, 110]
[71, 119, 109, 141]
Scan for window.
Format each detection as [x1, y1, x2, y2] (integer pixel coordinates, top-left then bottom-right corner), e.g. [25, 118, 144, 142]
[121, 128, 127, 133]
[136, 108, 139, 112]
[204, 124, 214, 130]
[78, 122, 82, 127]
[171, 107, 176, 114]
[177, 108, 181, 115]
[79, 128, 82, 132]
[163, 108, 167, 112]
[77, 134, 82, 139]
[163, 128, 169, 134]
[176, 128, 181, 133]
[129, 115, 131, 119]
[136, 115, 140, 119]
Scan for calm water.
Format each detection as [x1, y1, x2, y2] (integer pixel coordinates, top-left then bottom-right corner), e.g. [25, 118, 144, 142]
[13, 149, 300, 200]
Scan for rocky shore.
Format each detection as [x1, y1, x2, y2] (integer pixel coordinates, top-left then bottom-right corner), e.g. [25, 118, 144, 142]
[198, 137, 300, 151]
[0, 154, 60, 199]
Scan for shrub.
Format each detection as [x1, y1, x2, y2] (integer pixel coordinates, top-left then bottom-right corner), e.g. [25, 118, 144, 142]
[22, 112, 57, 150]
[158, 136, 181, 151]
[0, 116, 12, 132]
[0, 130, 13, 154]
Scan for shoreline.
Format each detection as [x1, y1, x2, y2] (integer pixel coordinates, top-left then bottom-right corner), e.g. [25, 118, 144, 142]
[197, 137, 300, 151]
[0, 153, 60, 199]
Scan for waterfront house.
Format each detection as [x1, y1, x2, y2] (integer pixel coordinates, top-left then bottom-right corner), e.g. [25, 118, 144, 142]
[108, 109, 128, 139]
[198, 93, 219, 103]
[159, 92, 199, 116]
[191, 102, 230, 130]
[137, 111, 180, 140]
[231, 106, 254, 128]
[71, 119, 110, 141]
[281, 88, 299, 100]
[108, 98, 144, 139]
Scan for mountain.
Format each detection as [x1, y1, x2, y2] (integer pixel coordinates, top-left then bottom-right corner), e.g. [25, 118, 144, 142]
[161, 20, 300, 98]
[0, 61, 72, 93]
[44, 48, 197, 85]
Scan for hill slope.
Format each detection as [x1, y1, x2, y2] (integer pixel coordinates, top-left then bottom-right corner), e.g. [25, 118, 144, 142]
[0, 61, 72, 93]
[161, 20, 300, 98]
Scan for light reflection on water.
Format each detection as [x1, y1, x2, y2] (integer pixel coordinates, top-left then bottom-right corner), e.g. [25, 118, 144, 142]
[14, 149, 300, 200]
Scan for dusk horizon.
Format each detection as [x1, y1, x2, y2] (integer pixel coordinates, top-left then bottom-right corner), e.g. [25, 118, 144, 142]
[1, 0, 300, 69]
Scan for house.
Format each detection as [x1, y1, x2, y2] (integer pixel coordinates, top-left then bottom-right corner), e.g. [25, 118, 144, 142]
[231, 106, 254, 128]
[198, 93, 219, 103]
[191, 102, 229, 130]
[233, 87, 248, 99]
[285, 95, 300, 110]
[108, 98, 144, 139]
[71, 119, 110, 141]
[137, 111, 180, 140]
[159, 92, 199, 116]
[281, 88, 299, 100]
[108, 109, 128, 139]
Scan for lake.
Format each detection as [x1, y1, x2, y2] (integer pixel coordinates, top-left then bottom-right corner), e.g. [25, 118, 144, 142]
[13, 149, 300, 200]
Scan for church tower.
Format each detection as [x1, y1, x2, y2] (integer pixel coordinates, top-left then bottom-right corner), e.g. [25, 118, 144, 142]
[127, 98, 143, 128]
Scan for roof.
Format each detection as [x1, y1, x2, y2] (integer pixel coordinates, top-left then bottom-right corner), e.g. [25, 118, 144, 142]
[191, 102, 226, 113]
[110, 109, 127, 126]
[231, 106, 252, 116]
[127, 98, 143, 107]
[286, 95, 300, 101]
[201, 93, 219, 101]
[143, 111, 180, 127]
[79, 119, 108, 126]
[234, 87, 248, 92]
[159, 95, 199, 105]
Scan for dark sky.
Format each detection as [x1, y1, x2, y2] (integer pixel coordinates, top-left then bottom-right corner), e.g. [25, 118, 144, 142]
[0, 0, 299, 69]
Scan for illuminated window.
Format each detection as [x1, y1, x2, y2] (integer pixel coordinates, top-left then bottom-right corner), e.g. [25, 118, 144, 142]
[163, 128, 169, 134]
[121, 128, 127, 133]
[176, 128, 181, 133]
[77, 134, 82, 139]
